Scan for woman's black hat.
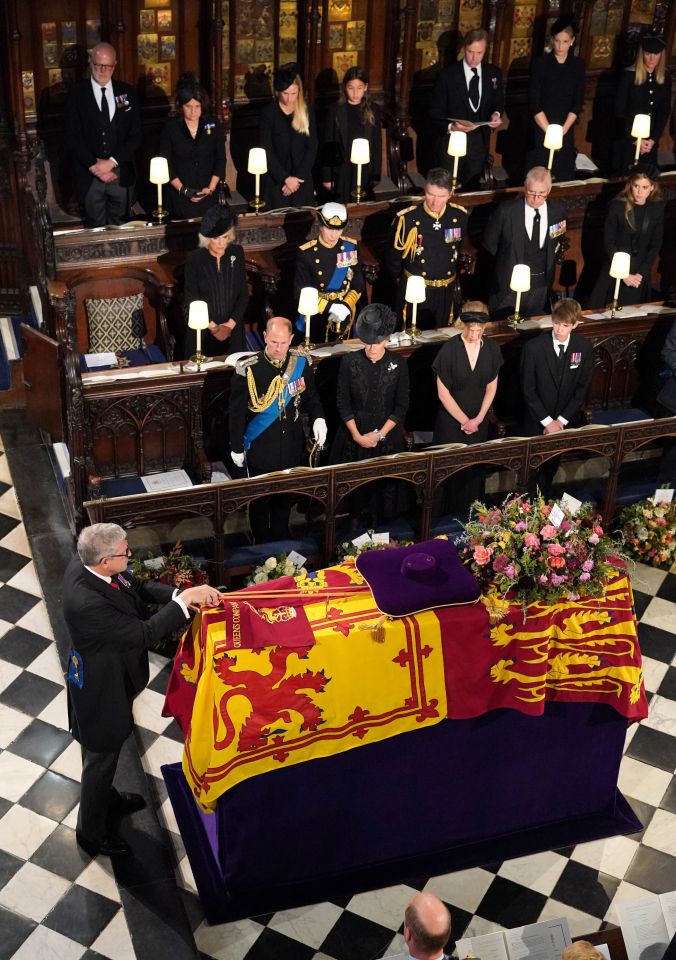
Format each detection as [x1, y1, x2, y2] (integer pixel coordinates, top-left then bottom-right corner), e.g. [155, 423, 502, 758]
[356, 304, 397, 344]
[550, 14, 577, 36]
[199, 204, 236, 238]
[274, 63, 299, 92]
[629, 161, 660, 182]
[641, 34, 665, 53]
[459, 309, 490, 325]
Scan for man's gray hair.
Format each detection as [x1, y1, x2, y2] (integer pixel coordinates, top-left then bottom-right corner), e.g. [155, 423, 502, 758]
[525, 166, 552, 190]
[77, 523, 126, 566]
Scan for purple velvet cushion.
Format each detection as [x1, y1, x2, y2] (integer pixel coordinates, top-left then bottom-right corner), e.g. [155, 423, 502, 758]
[356, 539, 481, 616]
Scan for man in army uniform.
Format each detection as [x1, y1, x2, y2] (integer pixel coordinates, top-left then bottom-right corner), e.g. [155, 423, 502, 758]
[229, 316, 327, 543]
[384, 168, 468, 330]
[294, 202, 364, 342]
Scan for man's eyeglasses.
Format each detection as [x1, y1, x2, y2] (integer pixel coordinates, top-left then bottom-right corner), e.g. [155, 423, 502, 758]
[526, 191, 549, 200]
[103, 548, 132, 560]
[92, 62, 115, 71]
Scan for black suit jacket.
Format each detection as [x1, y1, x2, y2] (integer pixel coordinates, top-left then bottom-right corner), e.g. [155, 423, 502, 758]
[521, 330, 593, 433]
[429, 60, 503, 168]
[64, 78, 142, 203]
[483, 197, 567, 299]
[62, 556, 187, 753]
[321, 102, 382, 203]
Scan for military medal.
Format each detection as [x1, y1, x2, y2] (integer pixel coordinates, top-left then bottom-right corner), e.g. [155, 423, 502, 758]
[433, 219, 442, 230]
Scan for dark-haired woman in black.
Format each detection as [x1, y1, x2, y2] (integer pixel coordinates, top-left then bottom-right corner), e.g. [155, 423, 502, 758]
[259, 64, 317, 210]
[321, 67, 382, 204]
[527, 15, 585, 182]
[159, 73, 225, 220]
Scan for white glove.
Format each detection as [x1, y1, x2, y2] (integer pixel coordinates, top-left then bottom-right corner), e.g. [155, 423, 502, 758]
[231, 451, 245, 468]
[312, 418, 328, 448]
[327, 303, 351, 325]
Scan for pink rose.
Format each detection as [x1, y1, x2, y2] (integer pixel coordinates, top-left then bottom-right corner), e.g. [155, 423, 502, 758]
[548, 556, 565, 569]
[560, 520, 572, 532]
[579, 572, 591, 581]
[548, 543, 566, 556]
[503, 563, 516, 578]
[538, 574, 549, 585]
[582, 559, 593, 572]
[515, 521, 527, 532]
[524, 533, 540, 549]
[473, 545, 493, 566]
[551, 573, 567, 586]
[588, 534, 599, 545]
[522, 502, 532, 513]
[540, 524, 558, 540]
[593, 524, 604, 536]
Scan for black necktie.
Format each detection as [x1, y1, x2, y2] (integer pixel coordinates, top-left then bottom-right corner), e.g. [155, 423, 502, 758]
[100, 86, 110, 124]
[532, 209, 541, 245]
[468, 68, 480, 111]
[557, 343, 566, 362]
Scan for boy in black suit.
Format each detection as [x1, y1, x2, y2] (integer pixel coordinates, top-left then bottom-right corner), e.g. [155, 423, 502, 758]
[429, 28, 504, 190]
[63, 523, 222, 856]
[483, 166, 567, 320]
[64, 42, 142, 227]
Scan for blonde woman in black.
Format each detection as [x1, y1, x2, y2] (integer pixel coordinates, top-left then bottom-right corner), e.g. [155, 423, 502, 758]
[259, 64, 317, 210]
[615, 34, 671, 173]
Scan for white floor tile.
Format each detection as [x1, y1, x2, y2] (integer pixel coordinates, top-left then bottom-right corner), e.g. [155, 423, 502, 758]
[0, 655, 21, 693]
[16, 599, 53, 639]
[90, 909, 135, 960]
[538, 898, 602, 936]
[176, 854, 197, 894]
[62, 802, 79, 830]
[641, 808, 676, 856]
[497, 850, 569, 895]
[50, 740, 82, 783]
[459, 916, 506, 938]
[38, 688, 70, 731]
[9, 923, 86, 960]
[0, 750, 46, 801]
[605, 879, 655, 925]
[0, 860, 71, 921]
[619, 756, 672, 806]
[132, 687, 173, 734]
[158, 795, 179, 835]
[268, 901, 349, 948]
[0, 701, 33, 748]
[0, 485, 21, 519]
[0, 522, 31, 557]
[76, 857, 121, 903]
[140, 734, 183, 778]
[629, 561, 668, 595]
[643, 694, 676, 737]
[347, 884, 419, 931]
[147, 651, 170, 682]
[641, 656, 670, 694]
[26, 643, 64, 684]
[570, 835, 640, 878]
[194, 918, 265, 960]
[0, 805, 57, 858]
[423, 868, 495, 914]
[7, 558, 42, 596]
[640, 597, 676, 633]
[0, 453, 12, 484]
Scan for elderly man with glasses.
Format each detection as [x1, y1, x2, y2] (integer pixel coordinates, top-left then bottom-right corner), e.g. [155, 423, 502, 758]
[63, 523, 222, 856]
[482, 166, 567, 320]
[64, 42, 142, 226]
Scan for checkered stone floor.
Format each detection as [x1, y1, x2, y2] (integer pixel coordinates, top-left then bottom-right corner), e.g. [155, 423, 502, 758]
[1, 415, 675, 960]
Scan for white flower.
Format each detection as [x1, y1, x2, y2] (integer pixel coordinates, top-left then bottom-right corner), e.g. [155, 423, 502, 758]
[298, 567, 308, 578]
[253, 572, 267, 584]
[264, 557, 277, 571]
[284, 561, 295, 575]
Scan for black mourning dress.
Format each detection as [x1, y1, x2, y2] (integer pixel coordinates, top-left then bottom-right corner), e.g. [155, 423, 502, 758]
[182, 244, 249, 358]
[321, 101, 382, 203]
[588, 198, 665, 308]
[432, 335, 503, 445]
[527, 52, 585, 181]
[259, 101, 317, 209]
[159, 116, 226, 220]
[330, 350, 409, 464]
[615, 68, 672, 172]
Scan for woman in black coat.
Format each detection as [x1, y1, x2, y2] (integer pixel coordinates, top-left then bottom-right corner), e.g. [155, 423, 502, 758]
[527, 15, 585, 182]
[588, 164, 665, 309]
[615, 34, 671, 174]
[182, 205, 249, 359]
[321, 67, 382, 204]
[259, 64, 317, 210]
[160, 73, 226, 221]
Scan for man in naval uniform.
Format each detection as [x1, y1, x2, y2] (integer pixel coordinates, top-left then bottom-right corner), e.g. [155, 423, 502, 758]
[64, 42, 142, 227]
[229, 316, 327, 542]
[294, 202, 364, 342]
[383, 167, 468, 330]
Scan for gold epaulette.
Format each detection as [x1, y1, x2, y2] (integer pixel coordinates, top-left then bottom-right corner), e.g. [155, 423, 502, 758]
[288, 348, 303, 358]
[299, 239, 317, 251]
[395, 204, 418, 217]
[341, 235, 358, 244]
[235, 355, 258, 375]
[448, 201, 468, 214]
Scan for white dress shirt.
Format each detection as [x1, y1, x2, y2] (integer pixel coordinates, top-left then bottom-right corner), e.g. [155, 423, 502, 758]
[525, 201, 548, 247]
[463, 60, 482, 114]
[541, 333, 571, 427]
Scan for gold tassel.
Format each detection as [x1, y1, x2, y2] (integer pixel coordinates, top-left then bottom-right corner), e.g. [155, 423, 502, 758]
[359, 614, 389, 643]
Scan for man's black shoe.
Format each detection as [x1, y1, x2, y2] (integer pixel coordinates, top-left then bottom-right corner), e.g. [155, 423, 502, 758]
[77, 832, 130, 856]
[111, 792, 146, 815]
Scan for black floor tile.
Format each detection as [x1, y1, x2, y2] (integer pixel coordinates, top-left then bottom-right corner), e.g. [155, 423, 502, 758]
[0, 479, 9, 498]
[0, 797, 12, 822]
[475, 876, 548, 927]
[0, 626, 51, 669]
[0, 847, 23, 889]
[31, 824, 91, 881]
[0, 670, 62, 716]
[657, 667, 676, 701]
[631, 589, 653, 621]
[625, 725, 676, 773]
[0, 584, 39, 621]
[320, 910, 394, 960]
[550, 860, 618, 916]
[637, 623, 676, 664]
[625, 845, 676, 893]
[445, 904, 473, 949]
[7, 718, 72, 765]
[0, 514, 19, 542]
[112, 828, 177, 888]
[21, 770, 80, 822]
[134, 725, 160, 756]
[81, 951, 112, 960]
[44, 884, 120, 946]
[163, 719, 185, 743]
[626, 796, 657, 838]
[119, 880, 197, 960]
[0, 546, 29, 583]
[147, 661, 174, 695]
[246, 927, 315, 960]
[656, 573, 676, 604]
[659, 778, 676, 815]
[0, 904, 37, 960]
